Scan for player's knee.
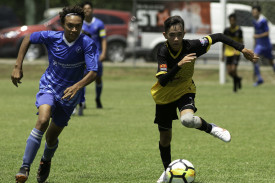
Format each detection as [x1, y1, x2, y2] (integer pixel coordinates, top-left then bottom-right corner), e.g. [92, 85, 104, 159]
[180, 113, 201, 128]
[36, 117, 50, 131]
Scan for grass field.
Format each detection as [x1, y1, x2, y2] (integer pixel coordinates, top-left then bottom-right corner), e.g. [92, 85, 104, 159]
[0, 62, 275, 183]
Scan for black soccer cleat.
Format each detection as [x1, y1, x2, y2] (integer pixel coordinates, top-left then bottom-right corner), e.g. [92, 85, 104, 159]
[15, 167, 30, 183]
[37, 159, 51, 183]
[96, 98, 103, 109]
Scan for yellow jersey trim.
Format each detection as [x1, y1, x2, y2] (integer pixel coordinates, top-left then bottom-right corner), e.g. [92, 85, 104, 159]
[99, 29, 106, 37]
[166, 42, 182, 59]
[156, 71, 167, 77]
[205, 35, 212, 52]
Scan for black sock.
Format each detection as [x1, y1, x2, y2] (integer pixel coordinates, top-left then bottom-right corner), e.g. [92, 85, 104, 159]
[159, 142, 171, 170]
[197, 118, 212, 133]
[233, 76, 238, 92]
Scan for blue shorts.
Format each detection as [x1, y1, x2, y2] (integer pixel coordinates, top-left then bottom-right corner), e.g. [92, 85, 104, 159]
[254, 45, 273, 60]
[35, 91, 75, 127]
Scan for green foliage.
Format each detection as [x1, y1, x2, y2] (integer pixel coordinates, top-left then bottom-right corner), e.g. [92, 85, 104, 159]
[1, 0, 133, 25]
[1, 64, 275, 182]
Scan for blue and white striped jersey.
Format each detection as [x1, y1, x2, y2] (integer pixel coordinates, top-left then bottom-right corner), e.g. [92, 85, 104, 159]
[82, 17, 106, 52]
[30, 31, 98, 106]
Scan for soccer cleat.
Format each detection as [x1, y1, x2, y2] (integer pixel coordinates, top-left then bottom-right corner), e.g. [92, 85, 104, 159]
[15, 167, 29, 183]
[72, 107, 76, 115]
[157, 171, 168, 183]
[96, 98, 103, 109]
[253, 79, 264, 87]
[210, 123, 231, 142]
[37, 159, 51, 183]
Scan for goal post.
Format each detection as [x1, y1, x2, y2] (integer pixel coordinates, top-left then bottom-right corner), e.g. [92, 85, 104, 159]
[219, 0, 227, 84]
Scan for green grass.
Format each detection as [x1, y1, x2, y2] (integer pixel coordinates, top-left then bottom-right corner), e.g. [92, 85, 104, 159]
[0, 62, 275, 183]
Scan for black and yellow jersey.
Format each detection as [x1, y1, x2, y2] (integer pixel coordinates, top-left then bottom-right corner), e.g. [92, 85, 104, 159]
[151, 36, 213, 104]
[223, 26, 243, 57]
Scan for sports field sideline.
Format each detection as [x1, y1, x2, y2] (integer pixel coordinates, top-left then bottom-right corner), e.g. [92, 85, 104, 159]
[1, 60, 274, 182]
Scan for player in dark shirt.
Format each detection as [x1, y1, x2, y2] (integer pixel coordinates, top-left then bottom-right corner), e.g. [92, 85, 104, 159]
[152, 16, 258, 183]
[223, 13, 243, 92]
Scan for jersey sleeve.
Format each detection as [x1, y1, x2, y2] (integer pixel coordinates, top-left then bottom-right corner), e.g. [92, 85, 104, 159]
[155, 47, 168, 77]
[188, 36, 213, 57]
[83, 38, 98, 72]
[30, 31, 50, 45]
[98, 20, 106, 38]
[262, 19, 269, 32]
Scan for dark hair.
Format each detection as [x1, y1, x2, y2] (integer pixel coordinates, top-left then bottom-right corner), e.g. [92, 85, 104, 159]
[252, 5, 261, 12]
[59, 5, 85, 25]
[164, 16, 185, 33]
[81, 1, 93, 9]
[228, 13, 236, 20]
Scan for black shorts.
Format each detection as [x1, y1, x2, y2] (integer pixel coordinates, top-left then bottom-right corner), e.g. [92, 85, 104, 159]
[226, 55, 240, 65]
[154, 93, 197, 131]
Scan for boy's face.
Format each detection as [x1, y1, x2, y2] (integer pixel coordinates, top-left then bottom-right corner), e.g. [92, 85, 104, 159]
[229, 17, 236, 27]
[252, 9, 260, 19]
[83, 4, 93, 17]
[63, 15, 83, 43]
[163, 24, 184, 51]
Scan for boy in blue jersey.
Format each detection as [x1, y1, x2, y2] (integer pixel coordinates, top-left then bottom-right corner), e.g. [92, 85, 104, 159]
[11, 6, 98, 183]
[77, 1, 107, 114]
[252, 5, 275, 86]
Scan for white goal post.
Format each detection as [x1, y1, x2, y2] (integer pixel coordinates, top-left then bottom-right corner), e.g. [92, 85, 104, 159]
[219, 0, 227, 84]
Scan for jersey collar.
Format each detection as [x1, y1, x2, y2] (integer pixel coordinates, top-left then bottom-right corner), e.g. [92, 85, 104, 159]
[84, 17, 96, 26]
[166, 42, 182, 59]
[63, 33, 80, 47]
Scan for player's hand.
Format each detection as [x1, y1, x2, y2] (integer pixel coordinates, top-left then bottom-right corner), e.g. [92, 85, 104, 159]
[178, 53, 196, 67]
[62, 85, 81, 100]
[11, 67, 23, 87]
[241, 48, 259, 63]
[99, 54, 106, 62]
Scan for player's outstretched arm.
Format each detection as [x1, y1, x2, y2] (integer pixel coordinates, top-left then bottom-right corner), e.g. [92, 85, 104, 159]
[209, 33, 259, 63]
[11, 34, 31, 87]
[241, 48, 259, 63]
[62, 71, 97, 100]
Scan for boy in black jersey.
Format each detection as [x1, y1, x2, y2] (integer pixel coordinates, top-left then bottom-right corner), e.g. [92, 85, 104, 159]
[151, 16, 258, 183]
[223, 13, 243, 92]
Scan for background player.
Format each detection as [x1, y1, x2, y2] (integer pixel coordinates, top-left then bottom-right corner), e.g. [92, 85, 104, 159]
[151, 16, 258, 183]
[78, 1, 107, 115]
[12, 6, 98, 183]
[223, 13, 243, 92]
[252, 5, 275, 86]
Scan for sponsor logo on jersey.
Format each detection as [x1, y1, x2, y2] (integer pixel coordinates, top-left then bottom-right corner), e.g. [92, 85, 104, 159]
[160, 64, 167, 71]
[76, 46, 82, 53]
[199, 37, 209, 47]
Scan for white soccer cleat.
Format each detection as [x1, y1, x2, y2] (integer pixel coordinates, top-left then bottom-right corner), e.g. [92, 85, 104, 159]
[210, 123, 231, 142]
[157, 171, 168, 183]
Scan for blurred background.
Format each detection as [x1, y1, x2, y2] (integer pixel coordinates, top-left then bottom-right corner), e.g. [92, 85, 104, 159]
[1, 0, 275, 65]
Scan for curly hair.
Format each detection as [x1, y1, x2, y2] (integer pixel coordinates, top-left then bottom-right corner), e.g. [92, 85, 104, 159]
[59, 5, 85, 25]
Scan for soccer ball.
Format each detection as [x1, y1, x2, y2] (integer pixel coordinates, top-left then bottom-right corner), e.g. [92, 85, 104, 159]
[165, 159, 195, 183]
